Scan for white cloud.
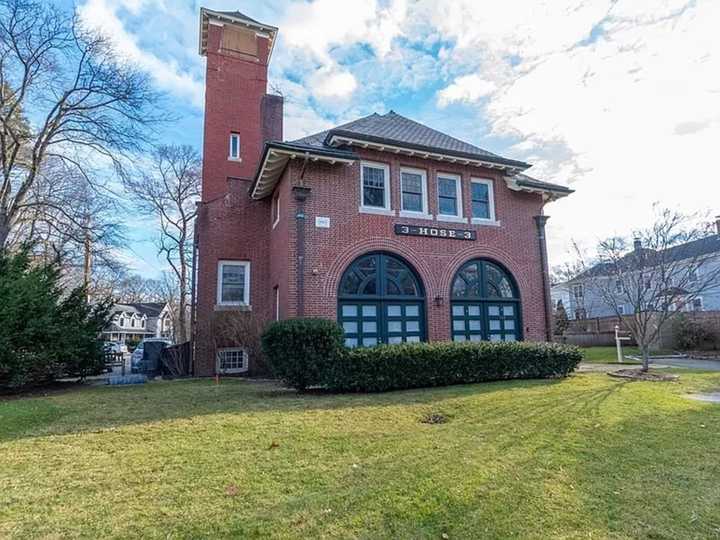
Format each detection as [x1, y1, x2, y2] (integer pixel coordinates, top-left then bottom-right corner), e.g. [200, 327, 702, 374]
[78, 0, 204, 108]
[437, 74, 496, 107]
[309, 68, 358, 99]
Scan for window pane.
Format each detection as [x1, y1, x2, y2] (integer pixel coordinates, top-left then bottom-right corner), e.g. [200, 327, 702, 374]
[342, 305, 357, 317]
[363, 166, 385, 208]
[343, 322, 358, 333]
[471, 181, 489, 202]
[438, 177, 457, 198]
[488, 306, 500, 316]
[468, 305, 480, 316]
[469, 320, 481, 331]
[362, 337, 378, 347]
[345, 338, 358, 348]
[504, 306, 514, 316]
[362, 305, 377, 317]
[402, 192, 422, 212]
[363, 321, 377, 333]
[469, 334, 482, 342]
[401, 172, 422, 193]
[406, 336, 420, 343]
[452, 305, 464, 316]
[221, 265, 245, 303]
[453, 320, 465, 331]
[489, 320, 501, 330]
[406, 305, 419, 317]
[505, 320, 515, 330]
[490, 334, 502, 342]
[388, 336, 402, 344]
[406, 321, 420, 332]
[453, 334, 466, 342]
[439, 197, 457, 216]
[387, 305, 402, 317]
[388, 321, 402, 332]
[505, 334, 517, 342]
[472, 201, 490, 219]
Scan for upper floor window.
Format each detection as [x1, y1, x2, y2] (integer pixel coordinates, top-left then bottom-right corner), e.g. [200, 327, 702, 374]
[360, 162, 390, 213]
[470, 178, 495, 222]
[272, 191, 280, 228]
[617, 305, 625, 315]
[400, 167, 428, 215]
[229, 133, 241, 160]
[217, 260, 251, 306]
[615, 279, 623, 293]
[691, 297, 703, 311]
[437, 174, 462, 219]
[573, 284, 584, 299]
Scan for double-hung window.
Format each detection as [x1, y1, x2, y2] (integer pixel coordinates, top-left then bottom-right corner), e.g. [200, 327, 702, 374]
[470, 178, 495, 222]
[400, 167, 428, 216]
[360, 162, 391, 213]
[437, 173, 462, 220]
[217, 260, 251, 306]
[229, 133, 241, 160]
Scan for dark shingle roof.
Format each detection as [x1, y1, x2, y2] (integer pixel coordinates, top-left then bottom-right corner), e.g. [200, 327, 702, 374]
[513, 173, 574, 194]
[291, 111, 529, 168]
[112, 302, 166, 317]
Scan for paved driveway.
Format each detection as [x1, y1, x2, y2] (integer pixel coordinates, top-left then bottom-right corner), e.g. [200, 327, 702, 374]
[651, 358, 720, 371]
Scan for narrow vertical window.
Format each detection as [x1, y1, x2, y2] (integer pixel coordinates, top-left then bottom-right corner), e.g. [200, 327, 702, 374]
[217, 261, 250, 305]
[360, 162, 390, 212]
[437, 174, 462, 219]
[274, 286, 280, 320]
[229, 133, 241, 160]
[470, 178, 495, 221]
[400, 168, 427, 215]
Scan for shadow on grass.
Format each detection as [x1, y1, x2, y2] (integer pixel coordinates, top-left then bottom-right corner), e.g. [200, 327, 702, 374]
[0, 375, 570, 442]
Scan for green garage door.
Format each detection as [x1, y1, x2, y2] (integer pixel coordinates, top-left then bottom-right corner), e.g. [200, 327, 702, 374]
[450, 259, 522, 342]
[338, 253, 425, 348]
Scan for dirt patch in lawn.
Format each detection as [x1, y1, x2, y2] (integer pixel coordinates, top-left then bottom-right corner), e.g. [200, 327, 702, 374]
[607, 369, 679, 382]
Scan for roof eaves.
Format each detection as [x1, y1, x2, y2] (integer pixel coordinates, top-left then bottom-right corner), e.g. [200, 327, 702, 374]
[325, 130, 530, 170]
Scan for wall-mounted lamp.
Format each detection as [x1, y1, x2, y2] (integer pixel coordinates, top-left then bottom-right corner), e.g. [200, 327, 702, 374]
[434, 296, 444, 307]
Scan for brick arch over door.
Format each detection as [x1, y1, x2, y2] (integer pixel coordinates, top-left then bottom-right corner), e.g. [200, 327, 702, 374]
[322, 238, 437, 300]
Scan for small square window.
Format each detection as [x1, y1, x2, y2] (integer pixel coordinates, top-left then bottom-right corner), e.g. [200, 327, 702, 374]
[217, 348, 247, 374]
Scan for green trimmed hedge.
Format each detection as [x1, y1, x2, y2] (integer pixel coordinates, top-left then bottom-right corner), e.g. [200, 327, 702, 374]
[261, 318, 344, 391]
[262, 318, 582, 392]
[323, 341, 582, 392]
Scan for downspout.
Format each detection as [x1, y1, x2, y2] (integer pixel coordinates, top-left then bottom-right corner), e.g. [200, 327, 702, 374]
[534, 213, 553, 342]
[293, 184, 311, 317]
[189, 204, 200, 375]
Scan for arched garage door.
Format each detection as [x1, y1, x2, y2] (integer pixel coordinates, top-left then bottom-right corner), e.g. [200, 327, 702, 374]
[451, 259, 522, 342]
[338, 252, 425, 348]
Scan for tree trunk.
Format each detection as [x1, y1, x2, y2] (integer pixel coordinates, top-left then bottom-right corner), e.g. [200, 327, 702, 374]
[641, 344, 650, 372]
[177, 244, 188, 343]
[0, 213, 10, 250]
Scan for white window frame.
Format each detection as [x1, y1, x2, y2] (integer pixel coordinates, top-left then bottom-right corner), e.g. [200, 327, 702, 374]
[436, 173, 465, 223]
[573, 284, 584, 299]
[691, 297, 703, 311]
[216, 347, 248, 374]
[274, 285, 280, 321]
[359, 161, 392, 215]
[617, 305, 625, 315]
[470, 178, 497, 224]
[399, 167, 431, 219]
[229, 133, 241, 161]
[217, 260, 251, 306]
[272, 191, 280, 229]
[615, 279, 623, 294]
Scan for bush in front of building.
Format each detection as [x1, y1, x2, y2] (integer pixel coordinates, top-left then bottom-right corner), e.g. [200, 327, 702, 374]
[322, 341, 583, 393]
[261, 318, 344, 391]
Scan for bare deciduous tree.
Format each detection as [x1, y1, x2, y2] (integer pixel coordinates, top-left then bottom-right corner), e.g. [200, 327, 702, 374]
[573, 209, 720, 370]
[124, 145, 200, 343]
[0, 0, 160, 248]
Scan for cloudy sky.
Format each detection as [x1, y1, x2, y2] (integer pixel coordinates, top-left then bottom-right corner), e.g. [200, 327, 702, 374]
[70, 0, 719, 275]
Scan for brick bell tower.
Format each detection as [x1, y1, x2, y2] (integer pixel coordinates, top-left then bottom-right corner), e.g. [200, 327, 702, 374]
[194, 8, 283, 376]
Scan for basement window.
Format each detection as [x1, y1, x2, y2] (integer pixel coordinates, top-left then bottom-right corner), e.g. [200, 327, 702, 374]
[217, 348, 248, 374]
[229, 133, 241, 161]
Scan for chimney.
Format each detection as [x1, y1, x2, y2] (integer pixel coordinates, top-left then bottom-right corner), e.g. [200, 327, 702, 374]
[715, 216, 720, 236]
[633, 237, 642, 252]
[262, 94, 284, 143]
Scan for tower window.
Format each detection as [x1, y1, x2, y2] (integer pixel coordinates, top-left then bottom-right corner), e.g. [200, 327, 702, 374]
[229, 133, 241, 161]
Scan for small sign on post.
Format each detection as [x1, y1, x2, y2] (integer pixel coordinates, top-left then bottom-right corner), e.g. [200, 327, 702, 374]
[614, 324, 631, 363]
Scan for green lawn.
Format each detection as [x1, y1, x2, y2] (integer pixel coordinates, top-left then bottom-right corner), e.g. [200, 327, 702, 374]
[2, 372, 720, 539]
[580, 346, 643, 364]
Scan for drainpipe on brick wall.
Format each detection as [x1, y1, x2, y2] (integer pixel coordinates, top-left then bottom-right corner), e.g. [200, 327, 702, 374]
[534, 214, 553, 342]
[293, 186, 311, 317]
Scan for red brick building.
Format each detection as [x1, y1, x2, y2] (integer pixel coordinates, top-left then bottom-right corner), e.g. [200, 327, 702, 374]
[193, 8, 573, 376]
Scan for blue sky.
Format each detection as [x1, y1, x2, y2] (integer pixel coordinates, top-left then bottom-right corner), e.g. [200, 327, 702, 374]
[68, 0, 720, 276]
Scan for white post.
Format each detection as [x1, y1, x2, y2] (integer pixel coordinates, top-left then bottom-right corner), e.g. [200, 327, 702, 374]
[615, 324, 623, 364]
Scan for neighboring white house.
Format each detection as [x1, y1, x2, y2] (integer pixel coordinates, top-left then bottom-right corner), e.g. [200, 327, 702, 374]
[567, 230, 720, 319]
[101, 303, 173, 343]
[550, 282, 573, 320]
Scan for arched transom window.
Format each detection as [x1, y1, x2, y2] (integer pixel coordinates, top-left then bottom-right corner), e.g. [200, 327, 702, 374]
[451, 259, 522, 342]
[338, 253, 425, 347]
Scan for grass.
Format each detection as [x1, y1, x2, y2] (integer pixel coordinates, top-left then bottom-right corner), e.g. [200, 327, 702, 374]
[581, 346, 643, 364]
[2, 372, 720, 539]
